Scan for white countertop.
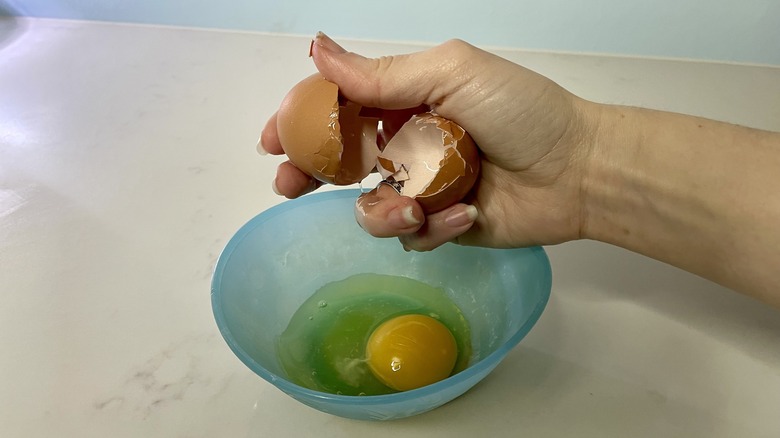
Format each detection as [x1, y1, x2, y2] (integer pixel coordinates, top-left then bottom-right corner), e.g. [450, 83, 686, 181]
[1, 18, 779, 437]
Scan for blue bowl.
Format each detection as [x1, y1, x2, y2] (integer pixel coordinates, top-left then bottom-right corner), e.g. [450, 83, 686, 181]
[211, 189, 551, 420]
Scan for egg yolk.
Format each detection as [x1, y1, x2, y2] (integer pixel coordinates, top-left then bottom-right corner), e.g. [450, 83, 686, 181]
[366, 314, 458, 391]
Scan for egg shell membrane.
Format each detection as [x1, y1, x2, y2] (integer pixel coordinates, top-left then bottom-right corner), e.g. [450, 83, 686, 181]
[337, 101, 379, 184]
[276, 74, 378, 185]
[377, 113, 480, 213]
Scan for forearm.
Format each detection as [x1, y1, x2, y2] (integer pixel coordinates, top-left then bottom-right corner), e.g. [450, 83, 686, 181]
[582, 103, 780, 306]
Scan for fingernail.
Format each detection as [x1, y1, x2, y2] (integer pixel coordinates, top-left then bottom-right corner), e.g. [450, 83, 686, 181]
[314, 31, 346, 54]
[388, 205, 421, 229]
[271, 179, 282, 196]
[444, 205, 478, 227]
[257, 134, 268, 155]
[398, 236, 414, 252]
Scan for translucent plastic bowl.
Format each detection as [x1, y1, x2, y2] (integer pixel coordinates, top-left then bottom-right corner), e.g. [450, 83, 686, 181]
[211, 189, 551, 420]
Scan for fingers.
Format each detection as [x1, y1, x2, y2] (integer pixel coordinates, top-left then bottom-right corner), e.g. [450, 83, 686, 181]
[311, 32, 474, 113]
[399, 204, 479, 251]
[355, 184, 424, 237]
[260, 114, 320, 198]
[355, 184, 479, 251]
[258, 112, 284, 156]
[273, 161, 322, 199]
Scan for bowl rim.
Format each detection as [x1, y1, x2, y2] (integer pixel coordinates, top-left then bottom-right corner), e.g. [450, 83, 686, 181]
[211, 189, 552, 406]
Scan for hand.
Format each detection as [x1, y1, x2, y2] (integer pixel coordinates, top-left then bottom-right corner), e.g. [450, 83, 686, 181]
[260, 33, 598, 251]
[260, 33, 780, 307]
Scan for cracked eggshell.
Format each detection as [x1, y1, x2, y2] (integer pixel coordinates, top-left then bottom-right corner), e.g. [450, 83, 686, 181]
[377, 113, 480, 214]
[276, 74, 378, 185]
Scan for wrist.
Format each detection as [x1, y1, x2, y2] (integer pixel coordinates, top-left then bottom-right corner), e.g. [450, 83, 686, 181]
[574, 99, 780, 303]
[578, 102, 643, 244]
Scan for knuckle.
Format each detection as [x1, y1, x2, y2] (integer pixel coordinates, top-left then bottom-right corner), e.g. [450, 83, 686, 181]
[373, 55, 397, 76]
[440, 38, 469, 52]
[437, 39, 476, 61]
[425, 39, 480, 105]
[367, 55, 398, 99]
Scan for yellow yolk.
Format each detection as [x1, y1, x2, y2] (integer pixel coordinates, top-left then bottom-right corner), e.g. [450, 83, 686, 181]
[366, 314, 458, 391]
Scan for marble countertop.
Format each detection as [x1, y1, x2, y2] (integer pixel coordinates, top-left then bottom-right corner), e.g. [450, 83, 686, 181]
[1, 18, 779, 437]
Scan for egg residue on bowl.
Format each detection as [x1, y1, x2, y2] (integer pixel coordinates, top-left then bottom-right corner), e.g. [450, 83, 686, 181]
[276, 273, 472, 396]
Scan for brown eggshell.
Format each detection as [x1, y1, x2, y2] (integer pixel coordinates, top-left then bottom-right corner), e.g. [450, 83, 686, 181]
[276, 74, 378, 185]
[377, 112, 480, 214]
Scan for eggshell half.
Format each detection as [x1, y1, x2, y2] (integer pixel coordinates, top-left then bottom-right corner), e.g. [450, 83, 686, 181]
[276, 74, 378, 185]
[377, 113, 480, 213]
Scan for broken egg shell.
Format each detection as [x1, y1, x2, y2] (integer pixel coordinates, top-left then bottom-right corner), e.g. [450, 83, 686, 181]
[410, 114, 480, 213]
[275, 74, 480, 213]
[276, 74, 378, 185]
[377, 113, 480, 214]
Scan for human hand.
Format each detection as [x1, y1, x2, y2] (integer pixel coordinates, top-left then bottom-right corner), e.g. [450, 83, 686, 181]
[259, 33, 598, 251]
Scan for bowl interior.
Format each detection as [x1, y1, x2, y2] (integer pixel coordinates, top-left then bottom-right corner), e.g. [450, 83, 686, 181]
[212, 189, 551, 418]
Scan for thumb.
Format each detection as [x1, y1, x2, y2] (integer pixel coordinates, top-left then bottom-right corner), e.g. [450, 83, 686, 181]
[310, 32, 472, 113]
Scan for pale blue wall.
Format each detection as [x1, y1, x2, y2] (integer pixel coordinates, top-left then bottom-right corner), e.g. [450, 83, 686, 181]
[3, 0, 779, 65]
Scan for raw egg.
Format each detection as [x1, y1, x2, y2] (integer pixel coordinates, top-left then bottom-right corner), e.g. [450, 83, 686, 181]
[275, 74, 480, 213]
[277, 273, 473, 396]
[366, 314, 458, 391]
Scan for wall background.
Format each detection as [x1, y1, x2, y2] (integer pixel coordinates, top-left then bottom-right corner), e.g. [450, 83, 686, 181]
[2, 0, 779, 65]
